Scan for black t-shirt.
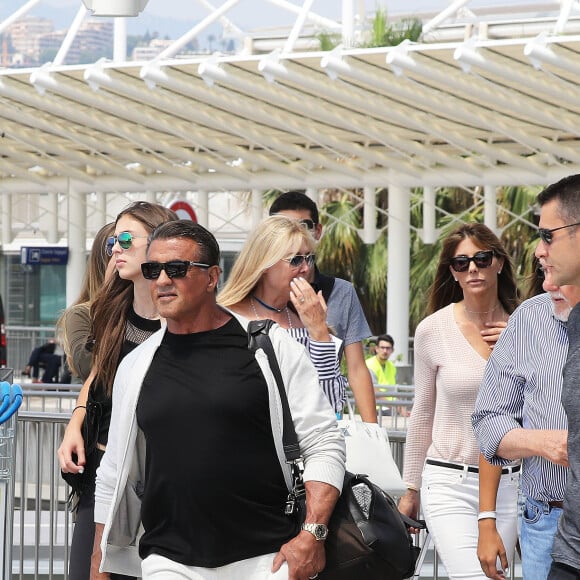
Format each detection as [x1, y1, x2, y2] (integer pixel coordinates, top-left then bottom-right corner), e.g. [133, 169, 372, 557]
[136, 317, 294, 567]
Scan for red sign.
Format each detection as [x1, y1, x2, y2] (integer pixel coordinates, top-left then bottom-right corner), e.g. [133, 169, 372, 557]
[169, 201, 197, 222]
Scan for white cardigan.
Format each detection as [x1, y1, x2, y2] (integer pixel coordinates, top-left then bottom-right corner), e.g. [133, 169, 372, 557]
[94, 309, 346, 576]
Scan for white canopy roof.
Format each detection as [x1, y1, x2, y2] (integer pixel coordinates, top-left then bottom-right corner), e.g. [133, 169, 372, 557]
[1, 30, 579, 196]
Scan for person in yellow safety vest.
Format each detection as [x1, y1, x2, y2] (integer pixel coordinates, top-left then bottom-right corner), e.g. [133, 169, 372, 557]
[366, 334, 397, 386]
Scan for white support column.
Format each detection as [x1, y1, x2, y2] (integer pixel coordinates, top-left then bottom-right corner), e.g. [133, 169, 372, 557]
[422, 185, 437, 244]
[114, 18, 128, 62]
[361, 186, 378, 244]
[1, 194, 12, 246]
[342, 0, 354, 47]
[66, 184, 86, 307]
[95, 192, 107, 227]
[387, 182, 411, 365]
[251, 189, 263, 227]
[197, 191, 209, 228]
[47, 192, 59, 244]
[484, 184, 498, 235]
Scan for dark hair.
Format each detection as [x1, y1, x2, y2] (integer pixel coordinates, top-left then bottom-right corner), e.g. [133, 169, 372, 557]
[148, 220, 220, 266]
[377, 334, 394, 348]
[427, 223, 520, 316]
[537, 174, 580, 223]
[269, 191, 320, 224]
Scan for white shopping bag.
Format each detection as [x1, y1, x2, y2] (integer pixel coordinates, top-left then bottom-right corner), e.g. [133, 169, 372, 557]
[338, 401, 407, 496]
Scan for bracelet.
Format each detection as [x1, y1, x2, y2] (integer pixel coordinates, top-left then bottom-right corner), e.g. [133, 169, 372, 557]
[72, 405, 86, 415]
[478, 511, 497, 521]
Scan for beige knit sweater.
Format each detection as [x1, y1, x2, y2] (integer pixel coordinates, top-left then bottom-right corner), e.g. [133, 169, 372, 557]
[403, 303, 487, 489]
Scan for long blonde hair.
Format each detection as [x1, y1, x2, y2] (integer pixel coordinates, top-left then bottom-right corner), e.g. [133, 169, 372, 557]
[219, 215, 316, 307]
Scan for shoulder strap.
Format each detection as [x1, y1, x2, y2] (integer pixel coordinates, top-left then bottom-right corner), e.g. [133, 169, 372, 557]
[247, 320, 301, 462]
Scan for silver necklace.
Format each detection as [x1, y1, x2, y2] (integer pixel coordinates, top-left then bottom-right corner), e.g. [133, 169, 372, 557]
[251, 297, 293, 328]
[464, 303, 501, 315]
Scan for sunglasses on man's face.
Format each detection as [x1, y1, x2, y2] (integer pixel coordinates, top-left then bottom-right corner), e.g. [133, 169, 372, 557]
[141, 260, 211, 280]
[538, 222, 580, 245]
[449, 250, 494, 273]
[282, 254, 316, 268]
[105, 231, 148, 257]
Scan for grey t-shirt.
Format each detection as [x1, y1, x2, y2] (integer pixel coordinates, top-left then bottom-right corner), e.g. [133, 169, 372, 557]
[552, 303, 580, 569]
[325, 278, 372, 346]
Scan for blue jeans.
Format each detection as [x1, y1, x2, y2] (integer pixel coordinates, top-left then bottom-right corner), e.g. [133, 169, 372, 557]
[521, 496, 563, 580]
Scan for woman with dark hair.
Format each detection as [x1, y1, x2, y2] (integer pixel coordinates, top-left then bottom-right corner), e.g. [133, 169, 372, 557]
[57, 222, 116, 383]
[57, 201, 177, 580]
[398, 223, 521, 579]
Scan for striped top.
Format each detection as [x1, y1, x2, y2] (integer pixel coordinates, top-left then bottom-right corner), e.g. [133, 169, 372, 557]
[472, 293, 568, 502]
[287, 327, 348, 414]
[403, 303, 488, 489]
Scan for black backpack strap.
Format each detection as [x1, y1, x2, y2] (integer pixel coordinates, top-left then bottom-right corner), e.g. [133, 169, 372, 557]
[247, 320, 301, 462]
[248, 319, 305, 513]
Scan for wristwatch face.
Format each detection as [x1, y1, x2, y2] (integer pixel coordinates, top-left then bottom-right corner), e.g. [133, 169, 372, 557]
[303, 522, 328, 540]
[314, 524, 328, 540]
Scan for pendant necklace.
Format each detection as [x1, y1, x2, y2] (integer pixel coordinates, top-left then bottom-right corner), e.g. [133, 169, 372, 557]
[464, 303, 501, 315]
[251, 297, 293, 328]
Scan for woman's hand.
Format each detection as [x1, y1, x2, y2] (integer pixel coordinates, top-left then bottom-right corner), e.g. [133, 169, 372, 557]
[58, 419, 86, 474]
[398, 489, 421, 532]
[481, 320, 508, 350]
[290, 277, 330, 342]
[478, 519, 508, 579]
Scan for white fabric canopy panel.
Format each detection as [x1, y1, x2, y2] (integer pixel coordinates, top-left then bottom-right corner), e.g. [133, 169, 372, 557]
[0, 33, 579, 196]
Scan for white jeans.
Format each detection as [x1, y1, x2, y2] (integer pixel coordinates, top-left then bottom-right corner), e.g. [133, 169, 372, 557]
[421, 461, 519, 580]
[141, 553, 288, 579]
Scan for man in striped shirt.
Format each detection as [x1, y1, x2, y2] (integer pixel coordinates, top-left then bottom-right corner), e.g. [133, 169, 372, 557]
[472, 272, 579, 580]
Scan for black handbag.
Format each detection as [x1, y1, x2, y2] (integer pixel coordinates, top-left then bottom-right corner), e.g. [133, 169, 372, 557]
[248, 320, 423, 580]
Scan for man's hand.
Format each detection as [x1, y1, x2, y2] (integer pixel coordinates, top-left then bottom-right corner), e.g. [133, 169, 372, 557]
[478, 519, 508, 580]
[498, 429, 568, 465]
[272, 531, 326, 580]
[540, 430, 569, 466]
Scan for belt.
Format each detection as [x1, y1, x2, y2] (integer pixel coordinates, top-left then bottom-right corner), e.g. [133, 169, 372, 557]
[548, 500, 564, 510]
[426, 459, 521, 475]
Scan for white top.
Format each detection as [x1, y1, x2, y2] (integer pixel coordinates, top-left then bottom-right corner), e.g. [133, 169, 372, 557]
[403, 303, 487, 489]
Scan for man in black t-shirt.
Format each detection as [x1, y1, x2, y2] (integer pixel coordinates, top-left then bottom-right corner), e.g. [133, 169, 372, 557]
[92, 220, 345, 580]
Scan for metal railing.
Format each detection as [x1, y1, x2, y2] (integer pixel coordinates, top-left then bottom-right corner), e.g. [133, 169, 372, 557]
[8, 384, 521, 579]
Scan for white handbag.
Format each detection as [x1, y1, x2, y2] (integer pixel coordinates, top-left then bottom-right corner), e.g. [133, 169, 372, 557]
[338, 400, 407, 496]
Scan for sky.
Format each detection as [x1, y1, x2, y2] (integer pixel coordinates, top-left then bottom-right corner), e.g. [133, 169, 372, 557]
[1, 0, 549, 38]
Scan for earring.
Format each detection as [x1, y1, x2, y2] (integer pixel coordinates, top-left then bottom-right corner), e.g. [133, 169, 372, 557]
[454, 278, 458, 282]
[498, 270, 502, 275]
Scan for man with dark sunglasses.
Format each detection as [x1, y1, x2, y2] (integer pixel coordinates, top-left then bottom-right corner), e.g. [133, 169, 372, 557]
[269, 191, 377, 424]
[533, 175, 580, 580]
[91, 220, 345, 580]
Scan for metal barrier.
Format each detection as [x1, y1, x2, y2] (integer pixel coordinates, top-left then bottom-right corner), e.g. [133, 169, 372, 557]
[8, 388, 521, 579]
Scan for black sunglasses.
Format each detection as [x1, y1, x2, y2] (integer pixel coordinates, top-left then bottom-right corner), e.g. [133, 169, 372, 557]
[141, 260, 211, 280]
[106, 231, 148, 257]
[538, 222, 580, 245]
[282, 254, 316, 268]
[449, 250, 494, 273]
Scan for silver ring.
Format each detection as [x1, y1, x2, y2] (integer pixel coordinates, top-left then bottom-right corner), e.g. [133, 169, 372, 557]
[299, 296, 305, 303]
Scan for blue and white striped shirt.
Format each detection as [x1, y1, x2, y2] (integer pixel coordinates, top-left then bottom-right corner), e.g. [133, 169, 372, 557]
[472, 292, 568, 503]
[288, 327, 347, 414]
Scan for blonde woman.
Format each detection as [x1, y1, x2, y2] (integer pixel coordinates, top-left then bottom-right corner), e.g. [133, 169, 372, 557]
[219, 215, 348, 415]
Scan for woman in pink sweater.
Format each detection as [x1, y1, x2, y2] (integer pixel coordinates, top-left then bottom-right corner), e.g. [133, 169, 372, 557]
[399, 223, 521, 579]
